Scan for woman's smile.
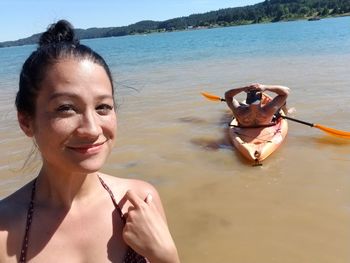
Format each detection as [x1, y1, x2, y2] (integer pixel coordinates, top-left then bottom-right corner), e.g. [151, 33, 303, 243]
[66, 140, 108, 154]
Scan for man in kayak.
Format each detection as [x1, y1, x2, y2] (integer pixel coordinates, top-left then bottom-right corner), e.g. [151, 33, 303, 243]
[224, 83, 290, 127]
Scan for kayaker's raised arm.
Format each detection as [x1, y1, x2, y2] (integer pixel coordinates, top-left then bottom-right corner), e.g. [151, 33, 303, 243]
[260, 84, 289, 96]
[259, 84, 290, 114]
[224, 85, 250, 111]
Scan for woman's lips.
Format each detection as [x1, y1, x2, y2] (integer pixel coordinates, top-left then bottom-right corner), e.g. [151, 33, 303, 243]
[67, 141, 106, 154]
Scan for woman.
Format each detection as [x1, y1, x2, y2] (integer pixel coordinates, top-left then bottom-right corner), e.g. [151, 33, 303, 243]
[0, 20, 180, 263]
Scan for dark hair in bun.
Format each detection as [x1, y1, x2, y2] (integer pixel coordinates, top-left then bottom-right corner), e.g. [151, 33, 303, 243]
[16, 19, 114, 117]
[39, 20, 79, 47]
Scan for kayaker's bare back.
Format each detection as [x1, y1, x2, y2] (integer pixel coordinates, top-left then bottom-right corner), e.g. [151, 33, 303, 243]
[234, 105, 275, 127]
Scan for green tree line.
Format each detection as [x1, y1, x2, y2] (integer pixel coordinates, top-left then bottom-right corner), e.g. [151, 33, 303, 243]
[1, 0, 349, 48]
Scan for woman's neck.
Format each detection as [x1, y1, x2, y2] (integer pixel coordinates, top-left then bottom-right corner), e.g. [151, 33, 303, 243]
[35, 165, 101, 209]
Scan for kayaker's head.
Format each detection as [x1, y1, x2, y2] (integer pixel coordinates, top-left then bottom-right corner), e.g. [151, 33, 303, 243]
[246, 90, 262, 105]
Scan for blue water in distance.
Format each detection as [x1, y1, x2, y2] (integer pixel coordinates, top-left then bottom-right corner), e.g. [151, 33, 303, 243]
[0, 16, 349, 88]
[86, 16, 350, 70]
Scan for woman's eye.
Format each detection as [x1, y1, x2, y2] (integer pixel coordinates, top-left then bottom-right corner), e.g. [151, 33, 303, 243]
[96, 104, 113, 115]
[56, 104, 75, 113]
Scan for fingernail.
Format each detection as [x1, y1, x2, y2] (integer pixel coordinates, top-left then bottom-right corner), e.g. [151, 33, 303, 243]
[146, 193, 153, 203]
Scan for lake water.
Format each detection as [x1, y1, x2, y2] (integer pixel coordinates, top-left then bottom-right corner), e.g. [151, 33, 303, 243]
[1, 16, 350, 263]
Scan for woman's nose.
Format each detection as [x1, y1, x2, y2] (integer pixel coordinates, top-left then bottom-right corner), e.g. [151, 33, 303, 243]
[76, 111, 101, 138]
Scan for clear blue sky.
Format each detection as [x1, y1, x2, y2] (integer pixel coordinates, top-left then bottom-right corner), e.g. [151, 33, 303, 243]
[1, 0, 262, 42]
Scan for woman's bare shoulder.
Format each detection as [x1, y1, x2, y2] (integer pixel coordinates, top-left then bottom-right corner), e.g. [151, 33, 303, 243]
[0, 181, 33, 258]
[98, 173, 163, 214]
[98, 173, 159, 199]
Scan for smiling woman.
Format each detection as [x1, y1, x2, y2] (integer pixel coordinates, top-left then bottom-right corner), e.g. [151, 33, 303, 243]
[24, 59, 116, 173]
[0, 20, 180, 263]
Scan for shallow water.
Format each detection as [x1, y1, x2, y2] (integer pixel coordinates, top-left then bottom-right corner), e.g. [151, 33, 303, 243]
[1, 17, 350, 263]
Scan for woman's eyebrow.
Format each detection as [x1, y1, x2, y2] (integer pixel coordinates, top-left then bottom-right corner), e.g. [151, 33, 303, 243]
[49, 92, 113, 101]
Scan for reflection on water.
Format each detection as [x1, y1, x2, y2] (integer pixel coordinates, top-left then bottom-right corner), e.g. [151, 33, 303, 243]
[178, 116, 208, 125]
[183, 112, 233, 151]
[190, 136, 231, 151]
[314, 136, 350, 146]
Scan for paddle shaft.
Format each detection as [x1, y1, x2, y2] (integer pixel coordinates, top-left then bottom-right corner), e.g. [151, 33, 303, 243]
[280, 115, 314, 127]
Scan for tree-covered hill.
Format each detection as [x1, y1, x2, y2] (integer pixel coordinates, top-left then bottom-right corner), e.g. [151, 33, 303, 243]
[1, 0, 349, 48]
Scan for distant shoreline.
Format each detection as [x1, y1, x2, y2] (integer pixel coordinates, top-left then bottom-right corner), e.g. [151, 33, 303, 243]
[1, 11, 349, 49]
[95, 14, 350, 40]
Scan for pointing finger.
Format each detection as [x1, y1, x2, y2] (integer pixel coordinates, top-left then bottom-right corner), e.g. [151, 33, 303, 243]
[125, 190, 143, 209]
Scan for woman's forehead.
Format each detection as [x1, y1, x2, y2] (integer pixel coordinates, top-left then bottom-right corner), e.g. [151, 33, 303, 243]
[39, 59, 113, 98]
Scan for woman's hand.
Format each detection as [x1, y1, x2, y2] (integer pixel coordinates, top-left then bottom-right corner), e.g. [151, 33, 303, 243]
[122, 190, 180, 263]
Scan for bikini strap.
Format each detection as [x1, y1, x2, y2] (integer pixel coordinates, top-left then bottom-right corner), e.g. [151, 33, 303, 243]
[98, 175, 126, 224]
[98, 176, 150, 262]
[19, 178, 37, 263]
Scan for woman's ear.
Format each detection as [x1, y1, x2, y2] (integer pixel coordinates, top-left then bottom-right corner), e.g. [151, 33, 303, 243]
[17, 111, 34, 137]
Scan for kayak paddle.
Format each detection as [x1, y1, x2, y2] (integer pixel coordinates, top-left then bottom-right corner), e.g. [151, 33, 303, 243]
[201, 91, 350, 139]
[200, 92, 225, 102]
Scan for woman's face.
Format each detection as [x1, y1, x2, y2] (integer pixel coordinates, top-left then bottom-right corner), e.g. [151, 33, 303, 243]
[25, 58, 117, 174]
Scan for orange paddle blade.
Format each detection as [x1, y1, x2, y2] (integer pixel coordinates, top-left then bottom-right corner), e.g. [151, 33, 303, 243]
[201, 92, 223, 102]
[314, 124, 350, 139]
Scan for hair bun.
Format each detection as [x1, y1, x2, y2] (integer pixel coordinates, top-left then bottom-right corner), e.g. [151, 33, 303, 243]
[39, 19, 79, 47]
